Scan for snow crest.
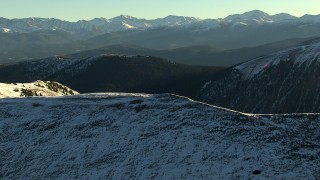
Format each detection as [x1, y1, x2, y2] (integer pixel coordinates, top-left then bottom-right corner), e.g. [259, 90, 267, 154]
[235, 40, 320, 79]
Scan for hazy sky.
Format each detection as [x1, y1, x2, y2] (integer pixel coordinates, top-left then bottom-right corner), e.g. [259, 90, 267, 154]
[1, 0, 319, 21]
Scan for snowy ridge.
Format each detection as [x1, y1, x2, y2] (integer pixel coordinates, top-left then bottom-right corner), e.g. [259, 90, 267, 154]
[235, 39, 320, 79]
[1, 93, 320, 179]
[0, 80, 78, 98]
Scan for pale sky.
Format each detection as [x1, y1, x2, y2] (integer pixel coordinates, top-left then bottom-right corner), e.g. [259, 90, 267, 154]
[0, 0, 319, 21]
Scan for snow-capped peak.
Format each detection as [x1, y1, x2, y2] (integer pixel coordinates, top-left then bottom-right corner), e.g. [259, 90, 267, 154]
[111, 15, 137, 21]
[242, 10, 270, 18]
[163, 15, 200, 22]
[224, 10, 273, 23]
[88, 18, 111, 25]
[151, 15, 200, 27]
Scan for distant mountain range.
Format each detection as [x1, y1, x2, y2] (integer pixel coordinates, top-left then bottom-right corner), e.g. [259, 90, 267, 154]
[1, 10, 320, 65]
[1, 10, 319, 35]
[198, 38, 320, 113]
[0, 33, 316, 66]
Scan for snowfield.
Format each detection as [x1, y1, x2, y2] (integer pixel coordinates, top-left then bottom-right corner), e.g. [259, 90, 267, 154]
[0, 93, 319, 179]
[0, 80, 78, 98]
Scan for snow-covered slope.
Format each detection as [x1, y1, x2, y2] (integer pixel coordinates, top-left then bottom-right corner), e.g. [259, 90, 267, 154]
[198, 38, 320, 113]
[0, 80, 78, 98]
[1, 27, 11, 33]
[1, 93, 319, 179]
[235, 38, 320, 79]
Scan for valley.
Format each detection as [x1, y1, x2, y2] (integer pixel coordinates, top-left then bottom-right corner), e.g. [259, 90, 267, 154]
[0, 55, 223, 98]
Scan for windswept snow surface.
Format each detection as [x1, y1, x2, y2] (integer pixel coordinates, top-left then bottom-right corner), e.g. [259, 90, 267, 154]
[0, 80, 78, 98]
[1, 93, 319, 179]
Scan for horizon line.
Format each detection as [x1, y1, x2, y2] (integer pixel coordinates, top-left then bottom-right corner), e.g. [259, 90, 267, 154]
[1, 10, 319, 22]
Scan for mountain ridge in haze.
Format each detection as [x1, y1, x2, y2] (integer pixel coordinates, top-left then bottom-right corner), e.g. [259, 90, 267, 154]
[66, 37, 315, 67]
[1, 10, 319, 36]
[1, 10, 320, 64]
